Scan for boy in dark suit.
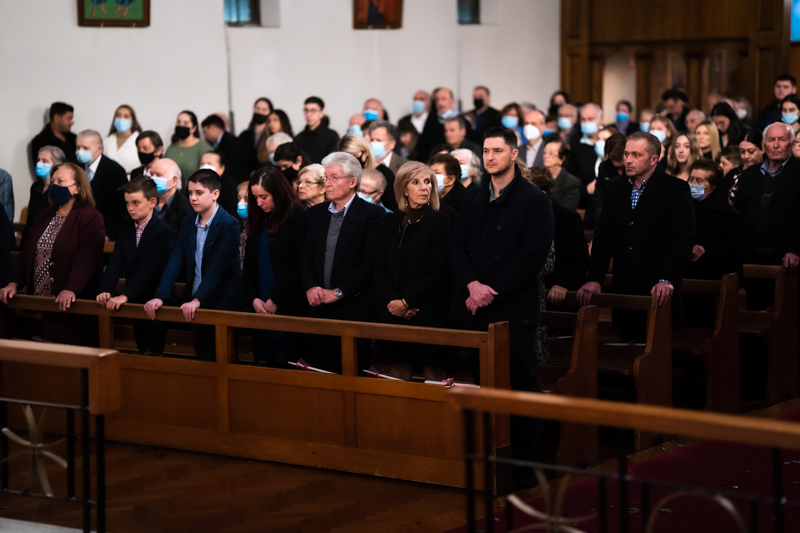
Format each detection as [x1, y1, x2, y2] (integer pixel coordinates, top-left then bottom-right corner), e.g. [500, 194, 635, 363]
[144, 169, 245, 361]
[97, 178, 176, 354]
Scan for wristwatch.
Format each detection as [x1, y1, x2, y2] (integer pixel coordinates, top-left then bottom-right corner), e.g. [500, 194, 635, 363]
[334, 288, 343, 300]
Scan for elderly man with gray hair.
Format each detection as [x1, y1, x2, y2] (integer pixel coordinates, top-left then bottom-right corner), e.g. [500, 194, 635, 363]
[300, 151, 386, 373]
[76, 129, 127, 240]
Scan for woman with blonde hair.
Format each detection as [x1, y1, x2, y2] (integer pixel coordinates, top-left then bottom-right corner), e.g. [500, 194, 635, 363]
[373, 161, 450, 381]
[667, 132, 703, 180]
[694, 120, 722, 161]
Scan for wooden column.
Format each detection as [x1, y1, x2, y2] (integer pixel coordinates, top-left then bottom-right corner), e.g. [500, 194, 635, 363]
[561, 0, 591, 101]
[749, 0, 792, 110]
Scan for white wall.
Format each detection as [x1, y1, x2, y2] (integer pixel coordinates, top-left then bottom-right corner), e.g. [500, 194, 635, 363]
[0, 0, 559, 221]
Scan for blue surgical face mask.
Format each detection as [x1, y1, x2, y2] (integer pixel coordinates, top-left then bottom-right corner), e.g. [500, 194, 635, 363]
[558, 117, 573, 130]
[363, 109, 379, 121]
[581, 121, 598, 136]
[616, 112, 629, 122]
[435, 174, 446, 191]
[542, 128, 555, 137]
[440, 109, 458, 120]
[48, 183, 73, 206]
[501, 116, 518, 129]
[640, 122, 650, 133]
[114, 118, 131, 133]
[348, 125, 363, 136]
[76, 150, 94, 164]
[370, 141, 386, 159]
[356, 192, 373, 203]
[690, 183, 706, 200]
[652, 129, 667, 143]
[460, 164, 469, 181]
[783, 112, 799, 125]
[269, 154, 275, 165]
[237, 201, 248, 218]
[594, 140, 606, 158]
[151, 177, 168, 195]
[35, 162, 51, 179]
[412, 100, 426, 114]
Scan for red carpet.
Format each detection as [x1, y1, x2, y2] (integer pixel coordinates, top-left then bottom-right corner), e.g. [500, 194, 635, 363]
[449, 409, 800, 532]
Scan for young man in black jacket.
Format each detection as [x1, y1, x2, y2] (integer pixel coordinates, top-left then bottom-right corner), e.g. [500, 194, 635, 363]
[294, 97, 340, 164]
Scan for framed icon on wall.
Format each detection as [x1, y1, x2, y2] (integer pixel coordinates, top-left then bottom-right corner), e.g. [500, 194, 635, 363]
[78, 0, 150, 27]
[353, 0, 403, 29]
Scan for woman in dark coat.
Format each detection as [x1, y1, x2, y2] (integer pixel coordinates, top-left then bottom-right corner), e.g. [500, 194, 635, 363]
[242, 166, 309, 366]
[0, 163, 104, 345]
[373, 161, 451, 381]
[239, 97, 273, 173]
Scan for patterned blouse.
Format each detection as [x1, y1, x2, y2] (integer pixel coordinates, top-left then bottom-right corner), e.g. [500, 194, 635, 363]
[32, 214, 67, 296]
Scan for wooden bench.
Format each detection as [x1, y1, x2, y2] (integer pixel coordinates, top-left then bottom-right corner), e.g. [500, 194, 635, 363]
[538, 305, 599, 467]
[546, 292, 671, 451]
[740, 265, 799, 405]
[673, 274, 740, 414]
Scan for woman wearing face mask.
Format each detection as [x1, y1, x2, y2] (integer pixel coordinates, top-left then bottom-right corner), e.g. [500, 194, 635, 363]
[272, 143, 310, 188]
[693, 120, 722, 161]
[338, 133, 398, 211]
[781, 94, 800, 134]
[710, 102, 750, 148]
[23, 146, 66, 248]
[373, 162, 450, 381]
[103, 104, 143, 176]
[450, 148, 482, 191]
[648, 115, 677, 166]
[242, 166, 308, 367]
[130, 131, 163, 179]
[1, 163, 105, 346]
[666, 133, 702, 181]
[428, 153, 466, 212]
[639, 109, 654, 133]
[296, 164, 326, 208]
[500, 102, 525, 146]
[239, 97, 273, 172]
[164, 110, 212, 188]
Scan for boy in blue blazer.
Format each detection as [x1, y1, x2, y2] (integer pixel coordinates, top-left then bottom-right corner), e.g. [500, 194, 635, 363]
[145, 169, 245, 361]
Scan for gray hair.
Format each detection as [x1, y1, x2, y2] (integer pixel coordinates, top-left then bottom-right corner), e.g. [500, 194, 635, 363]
[266, 132, 292, 151]
[38, 145, 66, 165]
[367, 120, 398, 142]
[451, 148, 482, 184]
[627, 131, 662, 158]
[298, 163, 326, 187]
[361, 168, 387, 191]
[763, 122, 796, 143]
[321, 151, 362, 187]
[77, 129, 103, 148]
[580, 103, 603, 120]
[687, 109, 705, 120]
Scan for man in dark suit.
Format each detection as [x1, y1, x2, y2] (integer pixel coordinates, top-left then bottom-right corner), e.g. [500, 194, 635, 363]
[416, 87, 470, 163]
[450, 126, 554, 487]
[606, 100, 641, 136]
[201, 114, 248, 181]
[578, 132, 695, 340]
[465, 85, 502, 145]
[397, 90, 430, 160]
[734, 122, 800, 308]
[300, 152, 386, 372]
[519, 109, 547, 168]
[366, 120, 405, 212]
[145, 169, 245, 361]
[76, 130, 128, 241]
[149, 158, 194, 238]
[200, 151, 239, 218]
[30, 102, 78, 169]
[444, 116, 482, 159]
[97, 178, 176, 354]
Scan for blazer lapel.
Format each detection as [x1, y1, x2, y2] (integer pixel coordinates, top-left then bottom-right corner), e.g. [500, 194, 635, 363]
[51, 208, 78, 261]
[201, 212, 223, 271]
[631, 172, 664, 218]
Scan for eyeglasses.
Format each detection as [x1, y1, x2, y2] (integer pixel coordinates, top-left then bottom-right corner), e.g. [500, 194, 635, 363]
[323, 175, 350, 183]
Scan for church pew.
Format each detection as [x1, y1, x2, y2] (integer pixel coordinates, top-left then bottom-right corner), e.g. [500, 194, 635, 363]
[673, 274, 740, 414]
[538, 305, 599, 467]
[546, 292, 671, 451]
[740, 265, 799, 405]
[1, 295, 511, 491]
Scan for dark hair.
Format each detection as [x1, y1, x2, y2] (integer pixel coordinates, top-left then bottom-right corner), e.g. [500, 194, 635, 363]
[500, 102, 525, 120]
[107, 104, 143, 136]
[444, 116, 467, 130]
[121, 176, 158, 200]
[528, 166, 555, 196]
[709, 102, 748, 145]
[428, 143, 451, 159]
[605, 132, 627, 161]
[136, 130, 163, 151]
[616, 100, 633, 114]
[304, 96, 325, 110]
[690, 158, 723, 187]
[742, 129, 763, 147]
[171, 110, 200, 143]
[721, 145, 741, 166]
[247, 97, 274, 130]
[188, 168, 221, 192]
[201, 114, 226, 130]
[484, 126, 519, 151]
[777, 73, 797, 86]
[661, 89, 688, 103]
[781, 93, 800, 110]
[627, 132, 663, 158]
[204, 150, 227, 169]
[273, 143, 310, 169]
[269, 109, 294, 137]
[246, 166, 301, 236]
[549, 91, 570, 107]
[545, 137, 571, 161]
[427, 153, 461, 178]
[49, 102, 73, 121]
[474, 85, 491, 95]
[368, 120, 398, 142]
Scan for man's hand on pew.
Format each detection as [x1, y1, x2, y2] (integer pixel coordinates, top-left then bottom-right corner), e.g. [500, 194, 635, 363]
[651, 281, 674, 306]
[0, 283, 18, 304]
[690, 245, 705, 262]
[547, 285, 568, 305]
[144, 298, 164, 320]
[181, 299, 201, 322]
[782, 253, 799, 271]
[577, 281, 601, 306]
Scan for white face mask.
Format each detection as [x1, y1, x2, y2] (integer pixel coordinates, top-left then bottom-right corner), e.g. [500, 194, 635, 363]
[523, 125, 541, 142]
[199, 164, 217, 172]
[736, 108, 748, 120]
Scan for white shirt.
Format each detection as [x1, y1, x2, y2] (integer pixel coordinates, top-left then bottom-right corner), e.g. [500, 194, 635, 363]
[411, 112, 428, 134]
[87, 154, 102, 181]
[104, 131, 140, 176]
[525, 138, 543, 167]
[380, 151, 393, 169]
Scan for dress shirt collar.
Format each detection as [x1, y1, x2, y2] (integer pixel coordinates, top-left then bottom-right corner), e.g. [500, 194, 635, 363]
[87, 154, 102, 179]
[328, 192, 356, 217]
[195, 204, 219, 229]
[760, 158, 790, 177]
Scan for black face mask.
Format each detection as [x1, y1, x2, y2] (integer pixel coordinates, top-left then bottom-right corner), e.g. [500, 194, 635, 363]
[358, 155, 367, 168]
[138, 151, 156, 166]
[474, 98, 485, 109]
[174, 126, 191, 140]
[252, 113, 268, 125]
[282, 166, 298, 183]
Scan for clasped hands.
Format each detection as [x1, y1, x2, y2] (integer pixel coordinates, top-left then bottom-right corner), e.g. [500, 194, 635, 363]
[465, 281, 497, 316]
[388, 299, 418, 320]
[306, 287, 339, 307]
